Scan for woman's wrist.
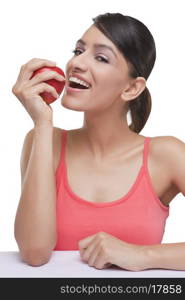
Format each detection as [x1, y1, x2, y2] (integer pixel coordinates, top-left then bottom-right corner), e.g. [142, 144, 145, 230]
[34, 120, 53, 129]
[140, 245, 153, 270]
[140, 244, 164, 270]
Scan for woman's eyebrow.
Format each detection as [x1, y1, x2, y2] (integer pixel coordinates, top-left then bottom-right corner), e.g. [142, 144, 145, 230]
[76, 39, 117, 58]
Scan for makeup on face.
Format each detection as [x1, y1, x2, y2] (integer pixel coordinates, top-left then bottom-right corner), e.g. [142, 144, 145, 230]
[76, 39, 117, 59]
[65, 40, 117, 94]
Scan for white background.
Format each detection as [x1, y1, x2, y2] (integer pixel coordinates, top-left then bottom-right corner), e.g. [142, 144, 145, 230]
[0, 0, 185, 250]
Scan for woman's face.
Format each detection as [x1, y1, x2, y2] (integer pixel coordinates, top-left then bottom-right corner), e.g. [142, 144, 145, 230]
[61, 25, 131, 112]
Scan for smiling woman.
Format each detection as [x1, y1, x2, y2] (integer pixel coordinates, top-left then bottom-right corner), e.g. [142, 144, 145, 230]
[92, 13, 155, 134]
[12, 12, 185, 271]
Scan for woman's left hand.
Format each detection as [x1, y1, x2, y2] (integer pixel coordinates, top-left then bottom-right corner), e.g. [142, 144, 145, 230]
[78, 231, 149, 271]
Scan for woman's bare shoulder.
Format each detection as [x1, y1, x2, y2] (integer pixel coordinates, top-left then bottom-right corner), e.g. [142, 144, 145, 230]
[149, 135, 185, 156]
[149, 135, 185, 164]
[149, 135, 185, 195]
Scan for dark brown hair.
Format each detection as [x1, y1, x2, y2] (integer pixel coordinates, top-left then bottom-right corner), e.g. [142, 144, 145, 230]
[93, 13, 156, 133]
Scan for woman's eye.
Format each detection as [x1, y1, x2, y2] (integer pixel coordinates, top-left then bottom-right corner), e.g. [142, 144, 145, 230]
[72, 49, 83, 56]
[72, 49, 108, 63]
[96, 56, 109, 63]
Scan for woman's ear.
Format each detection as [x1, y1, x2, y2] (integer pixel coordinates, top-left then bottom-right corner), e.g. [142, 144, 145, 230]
[121, 77, 146, 102]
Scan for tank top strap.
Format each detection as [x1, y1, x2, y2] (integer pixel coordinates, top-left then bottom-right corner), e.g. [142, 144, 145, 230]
[142, 137, 151, 170]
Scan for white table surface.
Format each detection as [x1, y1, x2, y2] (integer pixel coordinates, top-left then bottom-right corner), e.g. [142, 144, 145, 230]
[1, 251, 185, 278]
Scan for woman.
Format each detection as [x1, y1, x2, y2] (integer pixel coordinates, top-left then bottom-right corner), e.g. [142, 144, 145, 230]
[13, 13, 185, 271]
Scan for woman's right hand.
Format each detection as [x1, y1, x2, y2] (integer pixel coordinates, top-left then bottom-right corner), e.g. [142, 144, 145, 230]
[12, 58, 65, 126]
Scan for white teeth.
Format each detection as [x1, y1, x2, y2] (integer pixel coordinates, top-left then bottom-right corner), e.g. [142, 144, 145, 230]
[69, 76, 90, 88]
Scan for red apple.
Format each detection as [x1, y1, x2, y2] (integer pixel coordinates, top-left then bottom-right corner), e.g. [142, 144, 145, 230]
[31, 66, 65, 104]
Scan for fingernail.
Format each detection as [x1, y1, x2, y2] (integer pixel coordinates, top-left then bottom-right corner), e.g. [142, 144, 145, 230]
[59, 76, 65, 81]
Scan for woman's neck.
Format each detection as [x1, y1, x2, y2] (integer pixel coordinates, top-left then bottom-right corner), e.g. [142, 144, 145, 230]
[79, 112, 139, 161]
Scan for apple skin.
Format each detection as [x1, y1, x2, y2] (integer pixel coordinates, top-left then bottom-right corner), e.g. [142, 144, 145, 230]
[31, 66, 65, 104]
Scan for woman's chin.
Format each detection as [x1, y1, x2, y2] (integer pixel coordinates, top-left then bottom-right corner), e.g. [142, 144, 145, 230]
[60, 95, 84, 112]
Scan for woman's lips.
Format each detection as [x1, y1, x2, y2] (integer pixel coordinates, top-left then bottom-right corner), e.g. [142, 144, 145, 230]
[65, 84, 91, 93]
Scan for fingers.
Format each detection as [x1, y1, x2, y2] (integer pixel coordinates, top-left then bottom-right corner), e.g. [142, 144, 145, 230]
[32, 83, 59, 99]
[87, 247, 109, 270]
[78, 234, 97, 250]
[80, 238, 99, 264]
[29, 70, 65, 87]
[93, 250, 110, 270]
[79, 238, 110, 270]
[87, 245, 100, 267]
[18, 58, 57, 81]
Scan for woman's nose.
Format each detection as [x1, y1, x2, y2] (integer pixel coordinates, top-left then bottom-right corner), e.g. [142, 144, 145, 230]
[70, 53, 88, 72]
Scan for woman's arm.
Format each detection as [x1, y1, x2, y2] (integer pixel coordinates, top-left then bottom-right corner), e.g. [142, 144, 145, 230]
[78, 232, 185, 271]
[143, 242, 185, 270]
[78, 136, 185, 271]
[168, 136, 185, 196]
[14, 123, 57, 266]
[143, 136, 185, 270]
[12, 58, 65, 266]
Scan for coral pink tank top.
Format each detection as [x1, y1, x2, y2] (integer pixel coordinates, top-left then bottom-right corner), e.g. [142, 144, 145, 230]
[54, 130, 169, 250]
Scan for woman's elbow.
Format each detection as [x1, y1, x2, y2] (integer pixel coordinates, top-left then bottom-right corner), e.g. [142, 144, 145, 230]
[21, 248, 52, 267]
